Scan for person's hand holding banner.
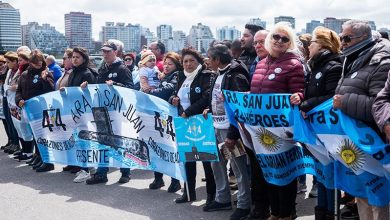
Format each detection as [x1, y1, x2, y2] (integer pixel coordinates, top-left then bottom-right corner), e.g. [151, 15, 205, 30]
[290, 92, 302, 105]
[333, 94, 343, 109]
[172, 96, 180, 106]
[18, 99, 25, 108]
[80, 81, 88, 88]
[202, 108, 209, 119]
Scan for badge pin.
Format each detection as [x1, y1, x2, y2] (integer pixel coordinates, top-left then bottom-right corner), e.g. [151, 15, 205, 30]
[108, 73, 112, 78]
[268, 73, 276, 80]
[195, 87, 201, 93]
[315, 72, 322, 79]
[33, 79, 38, 84]
[351, 72, 358, 79]
[112, 73, 117, 77]
[274, 68, 282, 74]
[34, 75, 39, 79]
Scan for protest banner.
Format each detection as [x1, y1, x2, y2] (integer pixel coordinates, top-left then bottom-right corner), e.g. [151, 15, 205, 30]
[24, 84, 186, 181]
[174, 113, 219, 162]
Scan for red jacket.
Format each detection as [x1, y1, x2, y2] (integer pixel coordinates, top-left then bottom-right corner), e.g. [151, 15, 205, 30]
[251, 52, 305, 95]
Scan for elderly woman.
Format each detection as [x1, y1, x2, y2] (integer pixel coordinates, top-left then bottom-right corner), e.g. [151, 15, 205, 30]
[16, 49, 55, 172]
[170, 47, 216, 204]
[148, 52, 183, 193]
[291, 26, 343, 220]
[251, 22, 305, 220]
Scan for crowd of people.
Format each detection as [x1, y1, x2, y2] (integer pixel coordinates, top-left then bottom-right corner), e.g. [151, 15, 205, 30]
[0, 19, 390, 220]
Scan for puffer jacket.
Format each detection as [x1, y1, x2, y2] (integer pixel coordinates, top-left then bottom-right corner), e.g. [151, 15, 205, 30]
[300, 51, 342, 112]
[372, 70, 390, 134]
[149, 70, 179, 101]
[335, 39, 390, 127]
[251, 52, 305, 94]
[171, 65, 214, 117]
[97, 58, 134, 89]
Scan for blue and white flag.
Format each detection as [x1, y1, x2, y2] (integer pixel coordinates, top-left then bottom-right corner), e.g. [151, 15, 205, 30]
[295, 99, 390, 206]
[223, 91, 328, 186]
[24, 84, 186, 181]
[174, 113, 219, 162]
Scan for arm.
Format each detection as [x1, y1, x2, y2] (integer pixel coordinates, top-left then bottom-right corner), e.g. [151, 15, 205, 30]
[15, 74, 23, 107]
[287, 61, 305, 94]
[372, 70, 390, 131]
[184, 72, 213, 117]
[114, 66, 134, 89]
[341, 64, 389, 124]
[300, 62, 342, 112]
[150, 74, 177, 100]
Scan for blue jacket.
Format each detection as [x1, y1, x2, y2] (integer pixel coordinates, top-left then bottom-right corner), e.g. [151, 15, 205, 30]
[48, 62, 63, 85]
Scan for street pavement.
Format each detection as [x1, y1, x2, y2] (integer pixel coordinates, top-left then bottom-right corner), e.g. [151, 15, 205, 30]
[0, 124, 315, 220]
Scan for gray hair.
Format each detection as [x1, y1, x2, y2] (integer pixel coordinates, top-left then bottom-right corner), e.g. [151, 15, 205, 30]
[342, 20, 372, 39]
[108, 39, 124, 53]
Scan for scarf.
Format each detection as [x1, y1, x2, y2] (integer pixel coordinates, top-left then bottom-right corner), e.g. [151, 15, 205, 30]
[184, 64, 202, 80]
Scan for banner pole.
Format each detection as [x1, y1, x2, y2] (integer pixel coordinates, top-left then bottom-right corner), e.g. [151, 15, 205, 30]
[334, 188, 338, 220]
[186, 182, 190, 202]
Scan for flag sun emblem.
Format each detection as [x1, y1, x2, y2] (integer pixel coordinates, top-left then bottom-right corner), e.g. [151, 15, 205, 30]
[255, 127, 282, 152]
[338, 139, 365, 172]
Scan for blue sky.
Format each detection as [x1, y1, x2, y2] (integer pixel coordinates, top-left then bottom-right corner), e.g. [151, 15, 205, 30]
[6, 0, 390, 39]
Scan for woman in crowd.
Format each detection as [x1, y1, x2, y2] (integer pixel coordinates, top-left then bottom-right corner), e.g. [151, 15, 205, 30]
[62, 47, 97, 182]
[170, 47, 216, 204]
[123, 52, 140, 90]
[251, 22, 305, 220]
[148, 52, 182, 193]
[15, 49, 55, 172]
[56, 48, 73, 90]
[292, 26, 343, 220]
[1, 52, 20, 154]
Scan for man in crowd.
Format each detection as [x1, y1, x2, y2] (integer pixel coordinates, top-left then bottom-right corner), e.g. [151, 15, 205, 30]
[46, 55, 63, 85]
[333, 19, 390, 220]
[148, 41, 165, 72]
[239, 24, 263, 77]
[85, 39, 134, 185]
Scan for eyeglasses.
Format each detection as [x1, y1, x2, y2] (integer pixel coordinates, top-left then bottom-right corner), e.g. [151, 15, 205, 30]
[339, 35, 362, 43]
[253, 40, 265, 46]
[124, 58, 133, 62]
[272, 34, 290, 43]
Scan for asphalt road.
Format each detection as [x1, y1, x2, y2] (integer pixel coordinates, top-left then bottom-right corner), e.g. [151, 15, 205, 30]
[0, 124, 315, 220]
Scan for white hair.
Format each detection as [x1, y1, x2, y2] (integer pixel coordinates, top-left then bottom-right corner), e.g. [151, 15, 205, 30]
[264, 22, 297, 53]
[46, 55, 56, 62]
[108, 39, 124, 53]
[16, 46, 31, 54]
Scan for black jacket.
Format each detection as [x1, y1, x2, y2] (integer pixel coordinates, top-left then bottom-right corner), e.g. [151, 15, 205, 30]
[335, 39, 390, 127]
[209, 60, 250, 140]
[300, 51, 342, 112]
[97, 59, 134, 89]
[67, 66, 96, 87]
[238, 48, 256, 76]
[149, 70, 179, 101]
[172, 66, 214, 116]
[15, 67, 54, 105]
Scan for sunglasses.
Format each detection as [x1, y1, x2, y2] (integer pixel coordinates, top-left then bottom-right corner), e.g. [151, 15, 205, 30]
[272, 34, 290, 43]
[124, 58, 133, 62]
[339, 35, 362, 43]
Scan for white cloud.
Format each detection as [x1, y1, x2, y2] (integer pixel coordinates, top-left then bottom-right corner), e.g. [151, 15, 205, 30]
[6, 0, 390, 40]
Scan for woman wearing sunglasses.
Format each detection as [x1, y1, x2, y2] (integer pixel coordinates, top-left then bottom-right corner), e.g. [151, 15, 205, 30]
[251, 22, 305, 220]
[291, 26, 343, 220]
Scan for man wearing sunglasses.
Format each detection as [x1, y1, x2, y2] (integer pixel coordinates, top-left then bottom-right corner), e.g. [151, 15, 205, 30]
[333, 19, 390, 220]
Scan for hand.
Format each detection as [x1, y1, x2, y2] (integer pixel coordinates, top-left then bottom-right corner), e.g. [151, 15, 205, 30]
[10, 84, 17, 91]
[18, 100, 25, 108]
[384, 124, 390, 141]
[158, 72, 165, 80]
[301, 111, 307, 119]
[333, 94, 343, 109]
[106, 80, 114, 86]
[59, 87, 66, 92]
[202, 108, 210, 119]
[224, 138, 237, 150]
[80, 81, 88, 88]
[172, 96, 180, 106]
[41, 71, 48, 80]
[181, 112, 187, 118]
[290, 93, 301, 105]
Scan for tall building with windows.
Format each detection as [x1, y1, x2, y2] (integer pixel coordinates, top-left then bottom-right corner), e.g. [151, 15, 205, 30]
[274, 16, 295, 29]
[248, 18, 266, 29]
[157, 24, 172, 47]
[306, 20, 323, 34]
[65, 12, 92, 50]
[142, 28, 156, 47]
[0, 1, 21, 51]
[216, 26, 241, 41]
[23, 23, 69, 56]
[187, 23, 214, 53]
[323, 17, 346, 34]
[100, 22, 141, 52]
